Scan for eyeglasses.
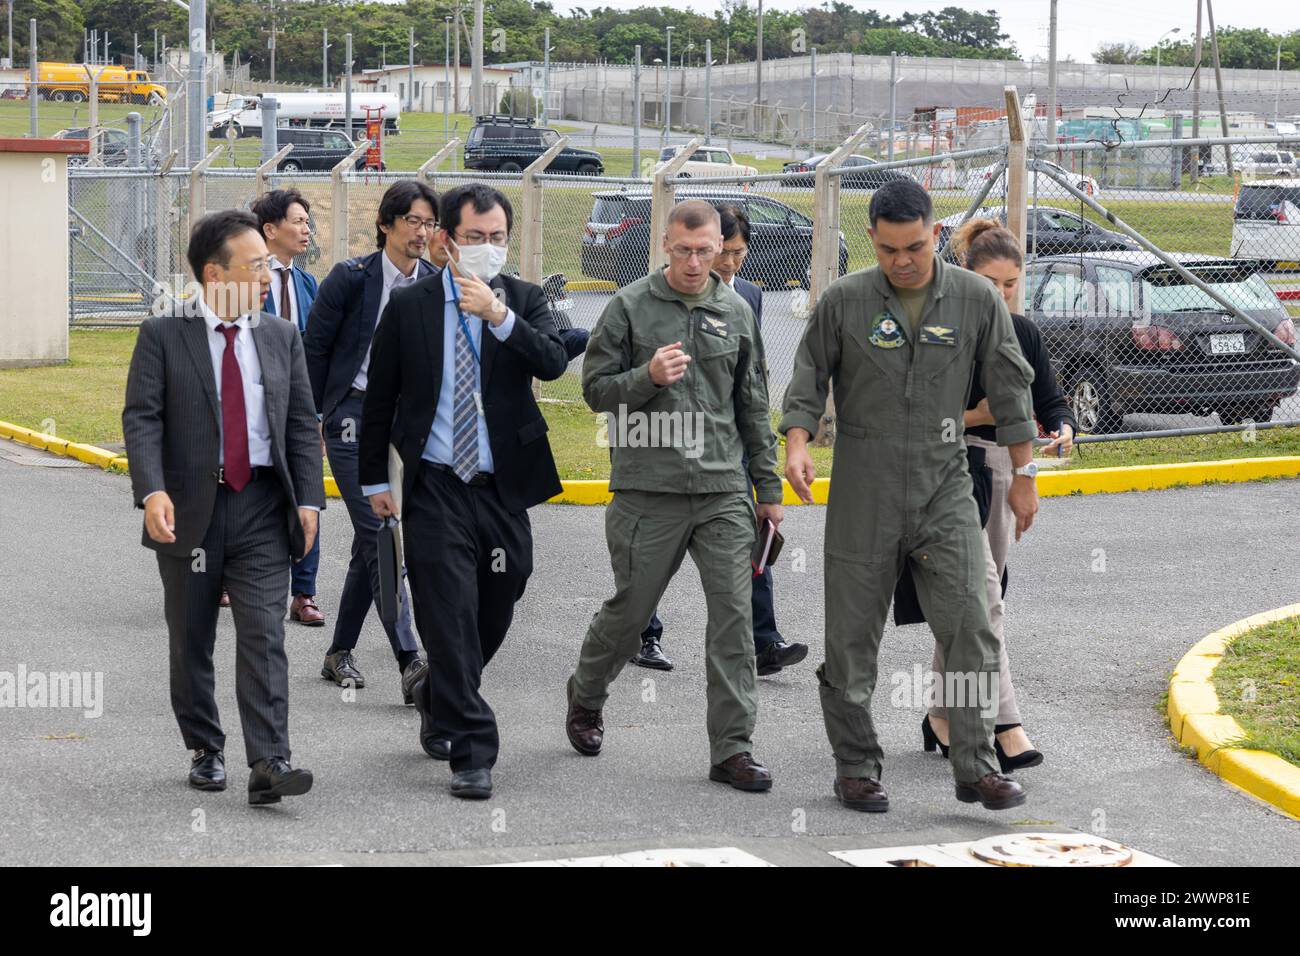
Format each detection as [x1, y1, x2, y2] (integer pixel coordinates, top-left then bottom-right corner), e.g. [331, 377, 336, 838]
[455, 230, 509, 247]
[668, 246, 717, 263]
[228, 258, 272, 274]
[400, 214, 439, 232]
[716, 247, 749, 260]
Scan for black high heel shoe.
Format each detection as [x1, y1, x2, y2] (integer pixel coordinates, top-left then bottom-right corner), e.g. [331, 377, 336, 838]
[994, 723, 1043, 772]
[921, 714, 949, 758]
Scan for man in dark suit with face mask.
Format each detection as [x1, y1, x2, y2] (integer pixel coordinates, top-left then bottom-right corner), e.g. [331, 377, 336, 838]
[359, 183, 568, 800]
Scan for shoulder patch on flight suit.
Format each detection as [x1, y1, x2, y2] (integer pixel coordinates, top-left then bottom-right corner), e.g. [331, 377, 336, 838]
[869, 312, 905, 349]
[919, 324, 958, 346]
[698, 314, 729, 338]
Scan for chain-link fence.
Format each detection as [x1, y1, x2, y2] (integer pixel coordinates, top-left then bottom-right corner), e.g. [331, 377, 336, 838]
[64, 131, 1300, 440]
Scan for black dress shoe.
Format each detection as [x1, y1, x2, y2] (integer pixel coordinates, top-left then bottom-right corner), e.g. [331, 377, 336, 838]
[631, 637, 673, 671]
[401, 657, 428, 707]
[834, 776, 889, 812]
[755, 640, 808, 676]
[708, 752, 773, 791]
[321, 649, 365, 688]
[248, 757, 313, 806]
[188, 749, 226, 791]
[410, 673, 451, 760]
[450, 768, 492, 800]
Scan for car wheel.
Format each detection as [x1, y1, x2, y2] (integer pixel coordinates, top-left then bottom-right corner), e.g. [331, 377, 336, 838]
[280, 160, 302, 173]
[500, 161, 523, 173]
[52, 89, 67, 103]
[577, 163, 599, 176]
[1068, 367, 1121, 434]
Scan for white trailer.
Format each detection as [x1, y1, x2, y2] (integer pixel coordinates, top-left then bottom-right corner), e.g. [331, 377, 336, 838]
[208, 91, 401, 137]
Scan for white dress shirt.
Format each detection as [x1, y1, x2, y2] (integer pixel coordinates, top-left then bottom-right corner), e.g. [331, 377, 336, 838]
[203, 302, 273, 469]
[351, 249, 420, 393]
[268, 257, 297, 323]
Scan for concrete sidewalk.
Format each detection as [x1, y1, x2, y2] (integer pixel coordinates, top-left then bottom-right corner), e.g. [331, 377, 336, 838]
[0, 447, 1296, 865]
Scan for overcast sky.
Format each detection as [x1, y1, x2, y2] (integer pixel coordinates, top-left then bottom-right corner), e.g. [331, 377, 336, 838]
[545, 1, 1287, 65]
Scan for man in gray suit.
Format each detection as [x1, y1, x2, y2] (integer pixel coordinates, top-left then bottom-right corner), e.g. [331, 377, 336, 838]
[123, 210, 326, 806]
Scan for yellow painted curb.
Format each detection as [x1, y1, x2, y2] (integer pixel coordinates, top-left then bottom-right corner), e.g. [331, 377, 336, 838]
[3, 419, 1299, 505]
[563, 280, 617, 293]
[1167, 604, 1300, 820]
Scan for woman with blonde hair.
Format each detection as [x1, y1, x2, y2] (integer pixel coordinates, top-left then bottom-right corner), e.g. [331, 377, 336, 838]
[922, 217, 1076, 772]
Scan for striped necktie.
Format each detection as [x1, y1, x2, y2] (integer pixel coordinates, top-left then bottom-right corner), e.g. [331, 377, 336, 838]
[450, 308, 479, 483]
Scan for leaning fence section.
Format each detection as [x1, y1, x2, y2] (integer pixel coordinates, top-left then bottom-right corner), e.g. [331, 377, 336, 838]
[65, 131, 1300, 443]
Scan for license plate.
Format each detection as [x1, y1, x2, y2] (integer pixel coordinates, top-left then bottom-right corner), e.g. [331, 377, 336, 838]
[593, 234, 606, 245]
[551, 298, 573, 312]
[1210, 333, 1246, 355]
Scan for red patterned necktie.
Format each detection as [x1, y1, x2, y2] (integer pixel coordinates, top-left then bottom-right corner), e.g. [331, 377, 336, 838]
[218, 323, 251, 492]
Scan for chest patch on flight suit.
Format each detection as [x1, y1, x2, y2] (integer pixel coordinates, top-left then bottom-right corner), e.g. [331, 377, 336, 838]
[869, 312, 905, 349]
[698, 314, 729, 338]
[919, 324, 958, 346]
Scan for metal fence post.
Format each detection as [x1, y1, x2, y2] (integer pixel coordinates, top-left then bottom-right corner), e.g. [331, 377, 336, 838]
[519, 138, 569, 285]
[1003, 86, 1028, 314]
[254, 143, 293, 197]
[809, 123, 870, 304]
[330, 141, 372, 264]
[260, 96, 278, 164]
[416, 137, 460, 190]
[648, 138, 699, 273]
[154, 154, 178, 288]
[188, 145, 222, 237]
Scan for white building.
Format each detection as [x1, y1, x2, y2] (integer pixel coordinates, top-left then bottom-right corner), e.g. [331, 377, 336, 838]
[349, 64, 522, 113]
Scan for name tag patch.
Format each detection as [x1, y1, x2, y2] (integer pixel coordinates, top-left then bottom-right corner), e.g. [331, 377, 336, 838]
[869, 312, 905, 349]
[919, 324, 958, 346]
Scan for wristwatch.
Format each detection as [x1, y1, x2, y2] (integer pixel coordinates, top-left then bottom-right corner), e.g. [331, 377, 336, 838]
[1013, 461, 1039, 479]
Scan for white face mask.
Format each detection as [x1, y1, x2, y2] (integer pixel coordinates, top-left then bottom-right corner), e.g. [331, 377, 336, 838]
[451, 239, 508, 282]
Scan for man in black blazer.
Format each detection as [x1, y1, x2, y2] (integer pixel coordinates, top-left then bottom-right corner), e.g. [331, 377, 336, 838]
[122, 210, 325, 805]
[360, 183, 568, 800]
[634, 204, 809, 678]
[303, 181, 439, 704]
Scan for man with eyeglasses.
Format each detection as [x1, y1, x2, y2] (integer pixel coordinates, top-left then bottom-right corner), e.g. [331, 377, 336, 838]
[123, 210, 324, 804]
[565, 199, 784, 793]
[632, 203, 809, 678]
[359, 183, 568, 799]
[250, 188, 325, 628]
[303, 181, 438, 709]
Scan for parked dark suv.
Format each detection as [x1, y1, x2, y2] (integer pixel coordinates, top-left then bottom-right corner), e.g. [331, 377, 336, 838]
[465, 115, 603, 175]
[1025, 252, 1299, 432]
[581, 189, 849, 288]
[274, 127, 382, 172]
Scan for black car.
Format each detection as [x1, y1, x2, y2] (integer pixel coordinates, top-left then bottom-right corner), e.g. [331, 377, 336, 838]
[274, 127, 381, 172]
[464, 115, 603, 175]
[1025, 252, 1299, 432]
[782, 153, 913, 189]
[581, 189, 849, 288]
[57, 127, 129, 167]
[938, 206, 1138, 260]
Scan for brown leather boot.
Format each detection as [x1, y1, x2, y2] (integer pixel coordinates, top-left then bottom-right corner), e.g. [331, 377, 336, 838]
[955, 772, 1026, 810]
[566, 686, 604, 756]
[834, 776, 890, 812]
[709, 752, 773, 791]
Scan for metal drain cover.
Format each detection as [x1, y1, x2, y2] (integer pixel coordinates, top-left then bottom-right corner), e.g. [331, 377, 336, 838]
[968, 832, 1134, 867]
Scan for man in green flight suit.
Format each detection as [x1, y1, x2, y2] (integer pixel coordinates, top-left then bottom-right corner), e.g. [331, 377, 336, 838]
[781, 179, 1041, 812]
[564, 200, 785, 792]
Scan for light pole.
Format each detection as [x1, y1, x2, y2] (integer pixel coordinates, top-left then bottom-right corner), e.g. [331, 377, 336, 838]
[1274, 36, 1284, 128]
[653, 57, 662, 137]
[663, 26, 674, 142]
[408, 26, 418, 112]
[542, 27, 552, 121]
[1155, 27, 1181, 94]
[323, 28, 330, 89]
[755, 0, 763, 105]
[443, 16, 451, 140]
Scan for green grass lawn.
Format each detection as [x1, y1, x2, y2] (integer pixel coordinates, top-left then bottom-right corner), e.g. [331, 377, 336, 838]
[5, 330, 1299, 479]
[1213, 615, 1300, 766]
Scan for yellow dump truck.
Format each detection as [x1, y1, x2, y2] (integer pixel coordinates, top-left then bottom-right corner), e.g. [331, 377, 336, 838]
[31, 62, 167, 104]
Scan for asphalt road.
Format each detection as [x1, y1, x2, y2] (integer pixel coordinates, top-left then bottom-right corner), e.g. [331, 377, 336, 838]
[0, 445, 1297, 866]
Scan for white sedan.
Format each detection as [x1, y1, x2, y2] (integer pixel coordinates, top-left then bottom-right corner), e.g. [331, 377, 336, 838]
[965, 159, 1101, 200]
[658, 145, 758, 179]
